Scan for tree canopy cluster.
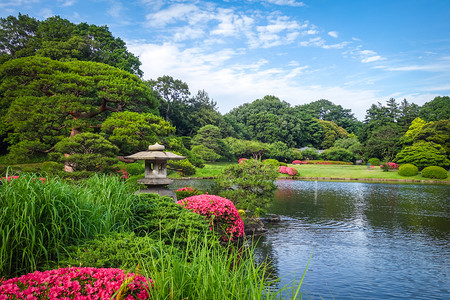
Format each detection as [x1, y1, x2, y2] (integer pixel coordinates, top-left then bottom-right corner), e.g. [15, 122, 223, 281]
[1, 13, 449, 172]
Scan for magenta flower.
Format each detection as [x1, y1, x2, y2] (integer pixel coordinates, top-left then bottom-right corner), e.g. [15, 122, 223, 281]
[177, 195, 245, 241]
[0, 267, 152, 299]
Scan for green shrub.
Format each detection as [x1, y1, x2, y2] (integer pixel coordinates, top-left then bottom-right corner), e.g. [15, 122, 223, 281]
[41, 161, 64, 176]
[57, 232, 177, 271]
[368, 158, 381, 166]
[175, 187, 203, 200]
[126, 162, 145, 176]
[279, 162, 287, 167]
[320, 147, 355, 162]
[168, 159, 196, 176]
[131, 194, 213, 249]
[421, 166, 448, 179]
[398, 163, 419, 176]
[263, 159, 280, 167]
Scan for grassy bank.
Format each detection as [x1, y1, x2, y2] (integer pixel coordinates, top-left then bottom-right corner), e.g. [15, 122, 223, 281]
[171, 162, 450, 183]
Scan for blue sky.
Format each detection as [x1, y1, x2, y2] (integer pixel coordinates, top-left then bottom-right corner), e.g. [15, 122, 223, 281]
[1, 0, 449, 120]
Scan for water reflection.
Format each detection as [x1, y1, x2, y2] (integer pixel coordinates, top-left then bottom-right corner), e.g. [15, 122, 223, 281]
[264, 180, 450, 299]
[169, 179, 450, 299]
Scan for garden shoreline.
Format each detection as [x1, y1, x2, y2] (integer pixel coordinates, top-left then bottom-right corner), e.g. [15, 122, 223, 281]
[173, 176, 450, 184]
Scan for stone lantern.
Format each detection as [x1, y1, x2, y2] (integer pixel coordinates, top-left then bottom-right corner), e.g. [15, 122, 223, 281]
[125, 143, 185, 199]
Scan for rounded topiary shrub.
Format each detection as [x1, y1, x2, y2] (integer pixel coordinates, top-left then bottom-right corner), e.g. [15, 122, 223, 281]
[368, 158, 381, 166]
[263, 159, 280, 167]
[398, 163, 419, 176]
[421, 166, 448, 179]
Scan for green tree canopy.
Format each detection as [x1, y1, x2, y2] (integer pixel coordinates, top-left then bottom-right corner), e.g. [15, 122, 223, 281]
[395, 141, 450, 169]
[101, 111, 175, 155]
[419, 96, 450, 122]
[0, 56, 157, 159]
[0, 14, 142, 76]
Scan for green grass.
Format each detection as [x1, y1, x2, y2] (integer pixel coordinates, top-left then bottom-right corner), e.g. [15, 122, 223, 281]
[138, 234, 308, 300]
[170, 162, 449, 182]
[168, 162, 234, 178]
[289, 164, 449, 182]
[0, 174, 137, 278]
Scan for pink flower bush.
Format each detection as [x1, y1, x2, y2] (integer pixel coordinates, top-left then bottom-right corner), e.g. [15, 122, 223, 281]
[175, 187, 195, 192]
[279, 166, 298, 176]
[279, 166, 288, 174]
[380, 162, 399, 169]
[177, 195, 245, 241]
[0, 267, 151, 299]
[117, 169, 129, 179]
[238, 158, 248, 164]
[292, 160, 306, 165]
[286, 167, 298, 176]
[1, 176, 46, 183]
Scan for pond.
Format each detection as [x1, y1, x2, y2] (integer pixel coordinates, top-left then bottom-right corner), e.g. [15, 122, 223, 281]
[169, 179, 450, 299]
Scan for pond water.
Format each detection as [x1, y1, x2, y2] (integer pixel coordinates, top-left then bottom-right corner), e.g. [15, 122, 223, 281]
[169, 179, 450, 299]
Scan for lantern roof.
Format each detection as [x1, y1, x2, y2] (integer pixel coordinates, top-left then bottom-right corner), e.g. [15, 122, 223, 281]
[125, 143, 185, 161]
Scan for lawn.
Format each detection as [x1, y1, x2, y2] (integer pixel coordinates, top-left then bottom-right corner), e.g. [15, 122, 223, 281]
[174, 162, 450, 183]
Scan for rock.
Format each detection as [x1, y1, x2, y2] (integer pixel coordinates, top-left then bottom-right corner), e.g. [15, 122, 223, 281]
[244, 217, 268, 236]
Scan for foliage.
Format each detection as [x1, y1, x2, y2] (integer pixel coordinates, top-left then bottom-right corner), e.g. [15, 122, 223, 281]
[263, 159, 281, 167]
[125, 162, 145, 176]
[130, 194, 212, 249]
[299, 99, 361, 133]
[191, 145, 221, 162]
[0, 175, 136, 278]
[148, 75, 190, 122]
[40, 161, 64, 176]
[395, 141, 450, 169]
[364, 123, 403, 161]
[168, 159, 196, 176]
[380, 162, 399, 172]
[315, 118, 349, 149]
[101, 111, 174, 155]
[279, 166, 298, 176]
[162, 136, 204, 168]
[320, 147, 355, 162]
[421, 166, 448, 179]
[0, 14, 142, 75]
[419, 96, 450, 122]
[300, 148, 320, 160]
[368, 158, 381, 166]
[51, 133, 119, 173]
[0, 56, 156, 160]
[0, 267, 151, 299]
[191, 125, 227, 157]
[398, 164, 419, 176]
[175, 187, 203, 200]
[333, 133, 364, 159]
[59, 232, 175, 271]
[177, 194, 245, 241]
[268, 141, 294, 162]
[215, 159, 278, 215]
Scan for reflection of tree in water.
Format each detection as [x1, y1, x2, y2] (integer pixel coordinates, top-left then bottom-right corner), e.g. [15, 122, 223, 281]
[250, 235, 281, 291]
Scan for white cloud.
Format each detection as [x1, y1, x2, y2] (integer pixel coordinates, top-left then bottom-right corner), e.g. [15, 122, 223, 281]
[264, 0, 306, 7]
[145, 3, 199, 27]
[128, 41, 381, 120]
[361, 55, 385, 63]
[107, 1, 124, 18]
[0, 0, 39, 8]
[328, 31, 338, 38]
[39, 8, 53, 19]
[58, 0, 75, 7]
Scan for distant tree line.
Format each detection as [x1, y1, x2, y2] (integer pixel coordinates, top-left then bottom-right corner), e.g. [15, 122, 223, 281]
[1, 13, 449, 172]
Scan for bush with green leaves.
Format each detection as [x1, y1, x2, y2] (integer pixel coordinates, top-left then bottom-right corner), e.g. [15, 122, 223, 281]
[125, 162, 145, 176]
[50, 133, 119, 173]
[398, 164, 419, 177]
[215, 159, 278, 216]
[395, 141, 450, 170]
[320, 147, 355, 163]
[57, 232, 177, 271]
[421, 166, 448, 179]
[191, 145, 221, 162]
[300, 148, 319, 160]
[40, 161, 64, 176]
[175, 187, 203, 200]
[131, 194, 213, 249]
[368, 158, 381, 166]
[263, 159, 281, 167]
[168, 159, 196, 176]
